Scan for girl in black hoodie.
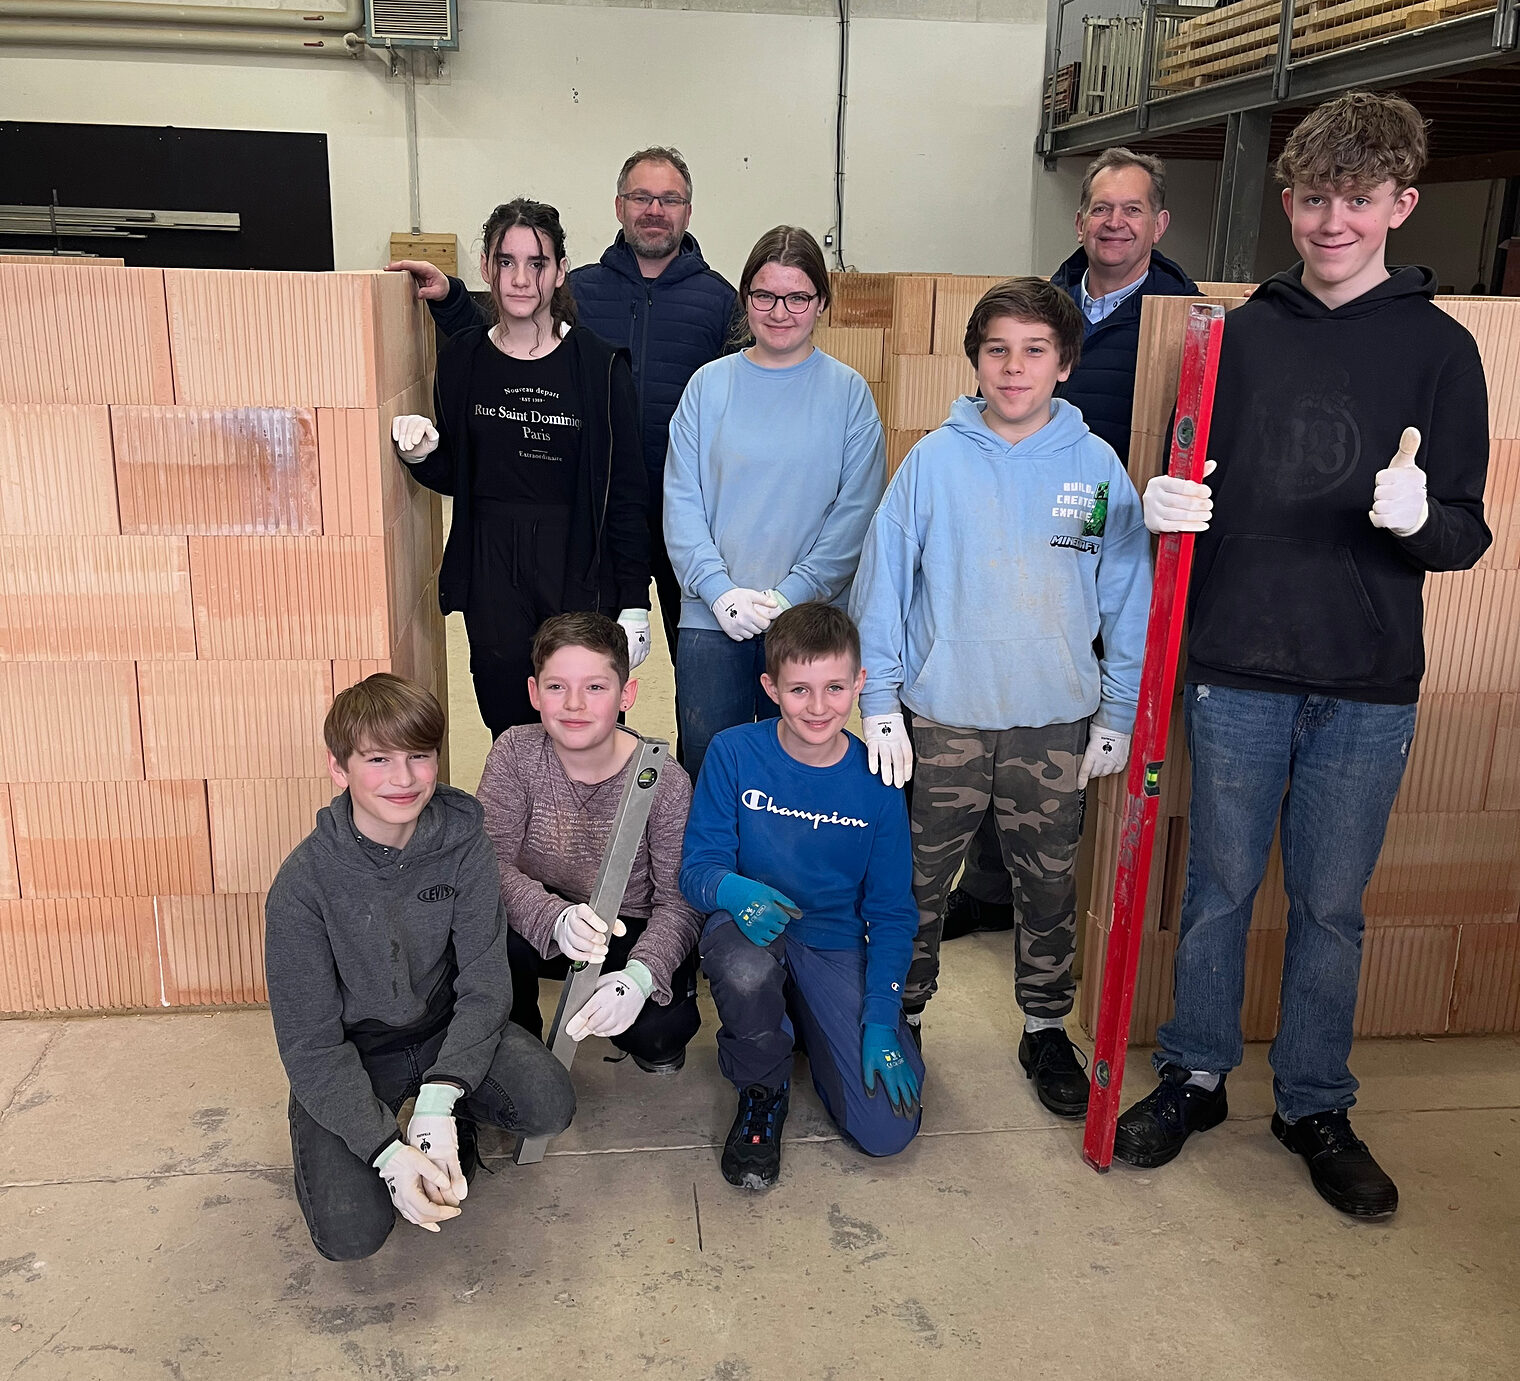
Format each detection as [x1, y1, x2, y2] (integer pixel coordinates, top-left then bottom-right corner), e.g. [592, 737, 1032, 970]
[392, 199, 650, 737]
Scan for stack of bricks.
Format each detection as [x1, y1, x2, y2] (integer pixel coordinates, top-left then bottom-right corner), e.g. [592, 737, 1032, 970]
[0, 261, 442, 1015]
[1080, 290, 1520, 1042]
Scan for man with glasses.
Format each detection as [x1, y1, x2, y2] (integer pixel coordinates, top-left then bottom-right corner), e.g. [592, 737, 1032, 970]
[389, 148, 737, 667]
[942, 147, 1198, 943]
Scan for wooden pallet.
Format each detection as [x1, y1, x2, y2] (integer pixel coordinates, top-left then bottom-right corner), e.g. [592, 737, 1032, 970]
[1157, 0, 1492, 88]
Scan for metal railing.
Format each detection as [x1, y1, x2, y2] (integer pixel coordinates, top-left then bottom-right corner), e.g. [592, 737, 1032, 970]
[1042, 0, 1515, 145]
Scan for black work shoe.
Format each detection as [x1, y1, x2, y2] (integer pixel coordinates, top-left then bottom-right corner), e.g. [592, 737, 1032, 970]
[632, 1050, 685, 1076]
[1271, 1109, 1399, 1219]
[1112, 1063, 1228, 1168]
[940, 887, 1018, 941]
[720, 1083, 789, 1191]
[457, 1118, 480, 1184]
[1018, 1027, 1090, 1118]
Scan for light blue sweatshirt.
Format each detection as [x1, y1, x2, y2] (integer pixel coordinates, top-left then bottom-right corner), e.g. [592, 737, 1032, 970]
[663, 347, 885, 630]
[851, 396, 1152, 733]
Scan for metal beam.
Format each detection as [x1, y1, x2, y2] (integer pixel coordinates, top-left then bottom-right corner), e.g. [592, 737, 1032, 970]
[1208, 110, 1270, 282]
[1045, 13, 1508, 158]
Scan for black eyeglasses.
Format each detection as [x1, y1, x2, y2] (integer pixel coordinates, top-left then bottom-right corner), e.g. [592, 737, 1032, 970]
[748, 290, 819, 314]
[620, 193, 691, 209]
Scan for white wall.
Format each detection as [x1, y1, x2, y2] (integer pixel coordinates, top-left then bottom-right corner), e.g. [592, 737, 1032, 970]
[0, 0, 1048, 284]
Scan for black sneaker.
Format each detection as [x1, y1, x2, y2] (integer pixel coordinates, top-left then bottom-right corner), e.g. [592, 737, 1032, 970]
[1017, 1027, 1090, 1118]
[632, 1050, 685, 1076]
[1112, 1063, 1228, 1168]
[720, 1083, 789, 1191]
[1271, 1109, 1398, 1219]
[940, 887, 1018, 941]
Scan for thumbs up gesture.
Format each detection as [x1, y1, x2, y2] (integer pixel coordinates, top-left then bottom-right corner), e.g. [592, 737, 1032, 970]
[1369, 427, 1428, 537]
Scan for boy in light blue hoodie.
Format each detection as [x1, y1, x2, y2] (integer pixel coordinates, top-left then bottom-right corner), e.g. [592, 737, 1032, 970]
[850, 277, 1152, 1118]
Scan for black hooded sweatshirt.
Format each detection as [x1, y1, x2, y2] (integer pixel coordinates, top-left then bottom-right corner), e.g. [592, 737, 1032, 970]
[1186, 265, 1491, 704]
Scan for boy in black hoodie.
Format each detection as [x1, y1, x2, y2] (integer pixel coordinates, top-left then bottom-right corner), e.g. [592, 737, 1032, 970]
[266, 674, 575, 1260]
[1112, 93, 1491, 1218]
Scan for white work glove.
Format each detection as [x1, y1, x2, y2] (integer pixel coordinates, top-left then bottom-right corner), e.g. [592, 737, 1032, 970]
[1142, 459, 1216, 533]
[711, 587, 780, 641]
[405, 1082, 467, 1206]
[1078, 725, 1132, 790]
[863, 713, 913, 788]
[374, 1141, 462, 1232]
[565, 961, 654, 1041]
[385, 258, 451, 301]
[1369, 427, 1428, 537]
[618, 609, 651, 670]
[392, 414, 439, 462]
[552, 902, 627, 964]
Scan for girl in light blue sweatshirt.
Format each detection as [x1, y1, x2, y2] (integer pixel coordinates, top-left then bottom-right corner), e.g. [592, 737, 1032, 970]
[663, 226, 885, 785]
[849, 278, 1152, 1118]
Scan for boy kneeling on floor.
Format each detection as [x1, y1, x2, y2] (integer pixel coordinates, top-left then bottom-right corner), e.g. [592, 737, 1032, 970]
[266, 674, 575, 1260]
[681, 603, 923, 1190]
[477, 612, 703, 1074]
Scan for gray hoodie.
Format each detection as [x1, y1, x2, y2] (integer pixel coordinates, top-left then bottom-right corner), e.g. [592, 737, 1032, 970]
[265, 784, 512, 1163]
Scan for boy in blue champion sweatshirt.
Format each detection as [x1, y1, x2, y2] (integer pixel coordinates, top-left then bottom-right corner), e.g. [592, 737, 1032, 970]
[680, 603, 923, 1191]
[850, 277, 1152, 1119]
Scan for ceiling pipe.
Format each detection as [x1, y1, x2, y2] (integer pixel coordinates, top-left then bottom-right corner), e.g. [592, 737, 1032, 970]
[0, 2, 363, 30]
[0, 19, 360, 54]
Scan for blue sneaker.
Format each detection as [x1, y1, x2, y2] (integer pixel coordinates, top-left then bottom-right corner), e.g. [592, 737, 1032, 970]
[721, 1083, 789, 1190]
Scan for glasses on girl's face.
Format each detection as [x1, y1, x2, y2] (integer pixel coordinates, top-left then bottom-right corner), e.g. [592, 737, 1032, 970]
[748, 290, 818, 314]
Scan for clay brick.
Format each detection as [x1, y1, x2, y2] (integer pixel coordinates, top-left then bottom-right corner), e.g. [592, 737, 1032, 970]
[930, 276, 1004, 356]
[0, 785, 17, 900]
[1478, 439, 1520, 571]
[1422, 569, 1520, 694]
[0, 264, 174, 405]
[165, 269, 430, 408]
[1365, 811, 1520, 926]
[0, 535, 195, 660]
[0, 404, 119, 535]
[886, 430, 926, 480]
[813, 327, 885, 382]
[189, 536, 389, 660]
[138, 661, 331, 780]
[316, 406, 386, 538]
[1489, 693, 1520, 810]
[888, 355, 974, 431]
[827, 272, 895, 328]
[890, 275, 936, 355]
[208, 778, 333, 894]
[868, 378, 891, 428]
[1394, 693, 1500, 814]
[157, 893, 267, 1005]
[1447, 924, 1520, 1033]
[0, 896, 159, 1014]
[11, 779, 212, 899]
[112, 405, 321, 535]
[332, 660, 393, 695]
[0, 661, 143, 782]
[1437, 299, 1520, 439]
[1353, 925, 1460, 1036]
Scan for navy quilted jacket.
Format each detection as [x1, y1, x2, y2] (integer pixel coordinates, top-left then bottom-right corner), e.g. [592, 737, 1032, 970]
[429, 232, 737, 484]
[1048, 247, 1198, 465]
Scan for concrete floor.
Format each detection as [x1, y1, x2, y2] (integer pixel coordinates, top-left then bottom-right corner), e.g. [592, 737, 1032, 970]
[1, 601, 1517, 1379]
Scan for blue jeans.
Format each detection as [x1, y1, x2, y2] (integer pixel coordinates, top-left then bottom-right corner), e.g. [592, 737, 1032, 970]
[700, 913, 924, 1157]
[1155, 685, 1415, 1122]
[676, 629, 779, 786]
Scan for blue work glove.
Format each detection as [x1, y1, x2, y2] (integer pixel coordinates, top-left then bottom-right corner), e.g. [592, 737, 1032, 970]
[862, 1023, 920, 1117]
[715, 873, 800, 947]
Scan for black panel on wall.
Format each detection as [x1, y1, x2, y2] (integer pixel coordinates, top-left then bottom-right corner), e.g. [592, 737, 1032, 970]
[1, 121, 334, 270]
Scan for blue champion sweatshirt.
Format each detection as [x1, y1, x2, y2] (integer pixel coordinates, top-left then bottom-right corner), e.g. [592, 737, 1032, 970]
[662, 347, 886, 631]
[679, 721, 915, 1028]
[851, 396, 1152, 733]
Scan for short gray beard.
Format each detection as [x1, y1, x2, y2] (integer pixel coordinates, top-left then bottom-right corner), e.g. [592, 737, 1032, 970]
[626, 223, 682, 259]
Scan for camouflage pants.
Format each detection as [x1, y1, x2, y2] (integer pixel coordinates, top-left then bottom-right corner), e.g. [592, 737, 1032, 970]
[907, 716, 1086, 1017]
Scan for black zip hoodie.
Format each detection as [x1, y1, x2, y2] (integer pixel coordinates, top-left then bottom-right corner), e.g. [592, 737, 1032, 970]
[1186, 265, 1491, 704]
[265, 785, 513, 1164]
[403, 324, 650, 617]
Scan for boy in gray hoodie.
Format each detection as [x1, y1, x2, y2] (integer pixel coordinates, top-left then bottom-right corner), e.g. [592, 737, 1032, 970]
[266, 674, 574, 1260]
[850, 278, 1152, 1118]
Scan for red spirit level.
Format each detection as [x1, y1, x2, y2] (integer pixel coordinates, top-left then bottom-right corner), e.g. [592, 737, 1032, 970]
[1082, 301, 1226, 1173]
